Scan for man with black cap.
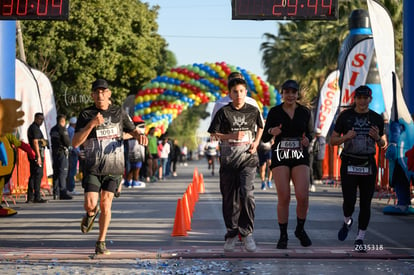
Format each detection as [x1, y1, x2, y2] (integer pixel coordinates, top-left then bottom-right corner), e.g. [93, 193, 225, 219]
[330, 85, 386, 252]
[72, 78, 148, 255]
[262, 79, 314, 249]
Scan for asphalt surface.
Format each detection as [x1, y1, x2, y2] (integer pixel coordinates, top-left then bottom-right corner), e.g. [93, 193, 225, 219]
[1, 159, 413, 274]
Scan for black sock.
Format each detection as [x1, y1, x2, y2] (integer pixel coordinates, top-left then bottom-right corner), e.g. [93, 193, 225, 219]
[296, 217, 306, 232]
[279, 223, 288, 237]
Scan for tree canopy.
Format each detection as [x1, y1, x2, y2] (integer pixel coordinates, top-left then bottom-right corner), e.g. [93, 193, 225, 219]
[21, 0, 172, 116]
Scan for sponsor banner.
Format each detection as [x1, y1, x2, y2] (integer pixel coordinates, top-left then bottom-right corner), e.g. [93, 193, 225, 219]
[314, 70, 340, 138]
[340, 39, 374, 107]
[367, 0, 395, 118]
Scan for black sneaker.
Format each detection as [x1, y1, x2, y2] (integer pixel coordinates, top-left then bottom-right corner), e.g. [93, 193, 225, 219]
[33, 198, 48, 203]
[354, 239, 367, 253]
[276, 234, 288, 249]
[338, 218, 353, 241]
[95, 241, 110, 255]
[81, 206, 100, 233]
[60, 194, 73, 200]
[295, 229, 312, 247]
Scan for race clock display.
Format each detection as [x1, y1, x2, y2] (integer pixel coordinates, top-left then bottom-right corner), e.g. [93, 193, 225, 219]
[0, 0, 69, 20]
[232, 0, 338, 20]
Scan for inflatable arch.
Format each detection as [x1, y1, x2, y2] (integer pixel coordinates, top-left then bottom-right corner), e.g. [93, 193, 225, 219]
[133, 62, 281, 135]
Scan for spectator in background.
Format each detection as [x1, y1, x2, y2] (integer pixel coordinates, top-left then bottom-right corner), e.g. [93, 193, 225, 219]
[181, 143, 188, 166]
[170, 139, 181, 177]
[312, 128, 326, 185]
[204, 138, 219, 176]
[146, 127, 159, 182]
[124, 119, 146, 188]
[159, 136, 170, 180]
[50, 114, 73, 200]
[67, 116, 80, 195]
[26, 112, 48, 203]
[258, 140, 273, 190]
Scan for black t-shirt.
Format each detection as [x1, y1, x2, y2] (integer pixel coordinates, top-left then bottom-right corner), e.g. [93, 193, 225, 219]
[208, 102, 264, 168]
[262, 103, 313, 157]
[27, 122, 45, 158]
[75, 104, 135, 175]
[50, 124, 71, 153]
[333, 108, 384, 156]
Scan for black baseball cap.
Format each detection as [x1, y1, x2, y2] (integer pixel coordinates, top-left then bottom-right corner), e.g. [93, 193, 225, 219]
[92, 79, 109, 91]
[354, 85, 372, 97]
[281, 80, 299, 91]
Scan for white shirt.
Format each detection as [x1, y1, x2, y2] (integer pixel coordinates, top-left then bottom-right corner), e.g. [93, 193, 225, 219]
[210, 95, 260, 120]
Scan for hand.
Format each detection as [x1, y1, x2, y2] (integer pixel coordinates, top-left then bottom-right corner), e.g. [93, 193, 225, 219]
[137, 134, 148, 146]
[268, 124, 282, 136]
[233, 131, 245, 140]
[301, 133, 309, 147]
[369, 125, 381, 141]
[344, 128, 357, 141]
[93, 112, 104, 127]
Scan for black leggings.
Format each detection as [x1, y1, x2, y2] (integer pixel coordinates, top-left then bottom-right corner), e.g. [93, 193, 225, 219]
[340, 159, 377, 231]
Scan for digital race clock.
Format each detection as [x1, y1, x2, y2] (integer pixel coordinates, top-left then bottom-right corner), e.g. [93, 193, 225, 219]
[0, 0, 69, 20]
[232, 0, 338, 20]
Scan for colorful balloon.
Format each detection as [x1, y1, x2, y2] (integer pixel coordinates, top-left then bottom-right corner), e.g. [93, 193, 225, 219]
[133, 62, 280, 135]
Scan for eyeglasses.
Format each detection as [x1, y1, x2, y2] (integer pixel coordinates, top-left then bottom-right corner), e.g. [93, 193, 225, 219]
[92, 89, 109, 95]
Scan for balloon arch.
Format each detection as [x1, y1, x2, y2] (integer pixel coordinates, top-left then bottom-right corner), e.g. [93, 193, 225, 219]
[133, 62, 281, 136]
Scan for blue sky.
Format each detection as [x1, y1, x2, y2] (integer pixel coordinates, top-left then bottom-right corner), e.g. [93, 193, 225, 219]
[144, 0, 279, 78]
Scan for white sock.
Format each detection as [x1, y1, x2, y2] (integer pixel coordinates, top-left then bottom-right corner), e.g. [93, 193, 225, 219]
[356, 229, 366, 240]
[344, 216, 352, 225]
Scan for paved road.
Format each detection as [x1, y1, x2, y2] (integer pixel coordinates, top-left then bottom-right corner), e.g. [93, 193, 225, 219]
[1, 159, 413, 274]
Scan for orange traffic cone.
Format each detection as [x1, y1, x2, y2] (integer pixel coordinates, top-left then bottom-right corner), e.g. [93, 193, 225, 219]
[191, 182, 199, 202]
[193, 168, 199, 187]
[186, 185, 195, 216]
[198, 173, 205, 193]
[171, 199, 188, 237]
[182, 193, 192, 231]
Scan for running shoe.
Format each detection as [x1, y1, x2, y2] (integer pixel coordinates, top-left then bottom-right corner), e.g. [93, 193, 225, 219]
[80, 205, 100, 233]
[277, 234, 288, 249]
[242, 234, 257, 252]
[338, 218, 353, 241]
[132, 181, 146, 188]
[354, 239, 367, 253]
[95, 241, 110, 255]
[267, 180, 273, 189]
[224, 236, 238, 252]
[295, 229, 312, 247]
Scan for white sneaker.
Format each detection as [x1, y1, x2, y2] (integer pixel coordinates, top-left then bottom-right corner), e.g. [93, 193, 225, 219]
[224, 236, 237, 252]
[132, 181, 146, 188]
[310, 185, 316, 193]
[243, 234, 257, 252]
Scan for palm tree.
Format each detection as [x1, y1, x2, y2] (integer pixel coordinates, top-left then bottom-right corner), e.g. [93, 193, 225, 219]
[260, 0, 402, 101]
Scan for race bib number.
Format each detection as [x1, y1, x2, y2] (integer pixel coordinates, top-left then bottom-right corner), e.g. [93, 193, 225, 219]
[347, 165, 371, 175]
[280, 138, 301, 150]
[96, 126, 120, 140]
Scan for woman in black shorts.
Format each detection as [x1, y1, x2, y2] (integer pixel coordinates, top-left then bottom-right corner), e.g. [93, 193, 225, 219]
[262, 80, 314, 249]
